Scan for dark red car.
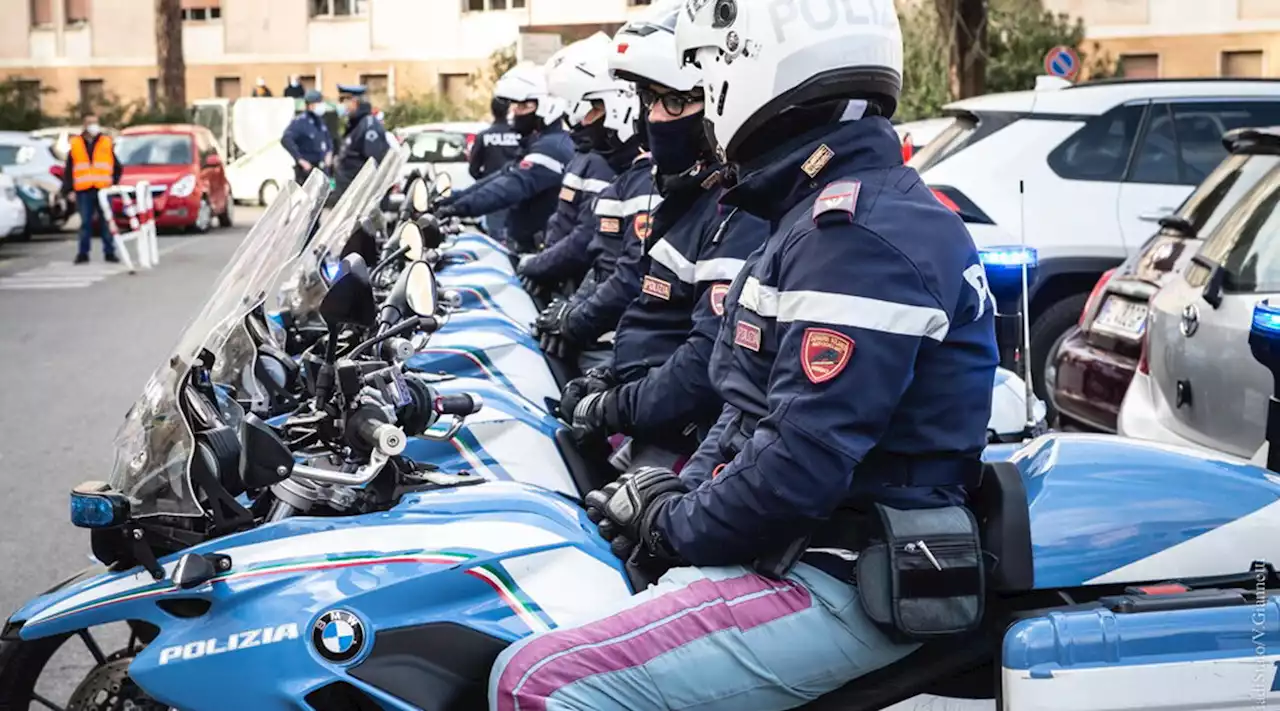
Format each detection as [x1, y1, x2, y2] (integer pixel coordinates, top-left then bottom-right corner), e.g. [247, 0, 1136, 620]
[1048, 130, 1277, 431]
[111, 124, 233, 232]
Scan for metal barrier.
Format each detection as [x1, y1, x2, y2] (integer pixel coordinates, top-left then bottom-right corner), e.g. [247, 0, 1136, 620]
[96, 181, 159, 273]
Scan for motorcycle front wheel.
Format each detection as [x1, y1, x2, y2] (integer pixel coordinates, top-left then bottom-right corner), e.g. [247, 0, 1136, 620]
[0, 623, 159, 711]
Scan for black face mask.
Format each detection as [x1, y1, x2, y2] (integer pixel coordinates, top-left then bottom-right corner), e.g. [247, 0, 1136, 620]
[649, 111, 705, 177]
[569, 122, 595, 152]
[584, 119, 612, 153]
[512, 112, 540, 137]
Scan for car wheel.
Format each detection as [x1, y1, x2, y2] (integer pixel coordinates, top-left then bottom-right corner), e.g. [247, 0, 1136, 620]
[259, 180, 280, 207]
[217, 194, 234, 228]
[192, 196, 212, 234]
[1028, 293, 1089, 413]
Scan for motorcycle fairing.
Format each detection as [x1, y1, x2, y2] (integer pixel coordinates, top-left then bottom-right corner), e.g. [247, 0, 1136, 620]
[1015, 434, 1280, 589]
[436, 264, 538, 324]
[406, 321, 559, 409]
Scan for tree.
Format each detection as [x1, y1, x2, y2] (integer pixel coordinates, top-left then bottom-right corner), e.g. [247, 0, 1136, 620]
[935, 0, 988, 100]
[155, 0, 185, 112]
[0, 78, 51, 130]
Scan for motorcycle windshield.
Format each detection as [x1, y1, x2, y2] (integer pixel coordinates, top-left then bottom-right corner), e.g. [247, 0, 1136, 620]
[109, 180, 327, 518]
[278, 158, 380, 321]
[213, 170, 331, 410]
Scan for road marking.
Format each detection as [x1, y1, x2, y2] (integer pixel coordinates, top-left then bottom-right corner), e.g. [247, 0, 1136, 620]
[0, 262, 129, 290]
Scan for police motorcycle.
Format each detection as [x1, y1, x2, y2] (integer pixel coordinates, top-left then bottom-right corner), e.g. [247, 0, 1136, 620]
[977, 246, 1048, 445]
[9, 256, 1280, 710]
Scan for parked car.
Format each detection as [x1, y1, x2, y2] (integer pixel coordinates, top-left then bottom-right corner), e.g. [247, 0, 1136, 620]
[0, 131, 70, 226]
[1050, 128, 1279, 431]
[915, 78, 1280, 401]
[0, 174, 28, 243]
[113, 124, 233, 233]
[894, 117, 952, 162]
[395, 122, 487, 192]
[226, 139, 295, 206]
[1118, 126, 1280, 460]
[9, 177, 64, 240]
[30, 125, 120, 162]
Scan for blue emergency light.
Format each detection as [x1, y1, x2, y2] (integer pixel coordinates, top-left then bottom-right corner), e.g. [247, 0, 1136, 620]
[320, 257, 341, 284]
[1252, 301, 1280, 338]
[1250, 301, 1280, 473]
[70, 481, 131, 529]
[980, 246, 1039, 303]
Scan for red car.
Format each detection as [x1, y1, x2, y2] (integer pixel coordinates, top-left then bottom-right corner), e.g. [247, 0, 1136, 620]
[1048, 129, 1273, 431]
[111, 124, 233, 232]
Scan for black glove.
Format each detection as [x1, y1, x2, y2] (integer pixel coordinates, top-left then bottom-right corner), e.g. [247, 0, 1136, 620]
[559, 367, 615, 419]
[535, 299, 572, 335]
[584, 467, 688, 562]
[434, 202, 459, 220]
[570, 389, 623, 440]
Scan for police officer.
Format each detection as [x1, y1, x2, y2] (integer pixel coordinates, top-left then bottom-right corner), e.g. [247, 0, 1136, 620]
[281, 89, 333, 186]
[435, 64, 574, 256]
[489, 0, 999, 709]
[333, 84, 390, 199]
[518, 33, 637, 300]
[470, 96, 522, 239]
[559, 9, 770, 469]
[531, 66, 657, 370]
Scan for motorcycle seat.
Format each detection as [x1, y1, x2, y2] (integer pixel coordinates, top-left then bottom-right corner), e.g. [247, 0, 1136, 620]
[970, 461, 1034, 592]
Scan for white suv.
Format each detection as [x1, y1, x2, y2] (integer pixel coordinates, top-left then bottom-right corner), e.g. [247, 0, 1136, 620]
[915, 78, 1280, 400]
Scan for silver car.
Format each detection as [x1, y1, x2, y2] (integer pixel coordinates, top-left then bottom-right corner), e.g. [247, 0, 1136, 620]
[1119, 126, 1280, 461]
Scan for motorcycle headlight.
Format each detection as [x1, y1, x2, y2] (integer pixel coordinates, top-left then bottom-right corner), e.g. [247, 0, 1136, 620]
[169, 175, 197, 198]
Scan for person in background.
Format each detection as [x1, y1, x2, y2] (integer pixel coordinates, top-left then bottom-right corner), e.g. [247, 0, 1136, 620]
[252, 77, 273, 97]
[468, 96, 522, 242]
[333, 84, 390, 199]
[281, 89, 333, 186]
[283, 75, 306, 99]
[62, 113, 122, 265]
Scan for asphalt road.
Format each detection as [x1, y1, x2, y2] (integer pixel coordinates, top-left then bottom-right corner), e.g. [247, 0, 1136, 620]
[0, 211, 262, 702]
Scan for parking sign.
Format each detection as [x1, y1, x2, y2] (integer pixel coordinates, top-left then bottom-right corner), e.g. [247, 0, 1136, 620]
[1044, 46, 1081, 81]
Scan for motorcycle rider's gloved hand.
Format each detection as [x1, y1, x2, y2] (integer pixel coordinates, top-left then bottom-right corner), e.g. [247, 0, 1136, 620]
[434, 202, 459, 220]
[535, 299, 578, 357]
[559, 367, 615, 419]
[584, 467, 687, 564]
[570, 389, 622, 440]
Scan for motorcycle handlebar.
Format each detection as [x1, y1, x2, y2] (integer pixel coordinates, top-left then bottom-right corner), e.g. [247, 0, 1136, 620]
[434, 393, 483, 417]
[351, 408, 407, 457]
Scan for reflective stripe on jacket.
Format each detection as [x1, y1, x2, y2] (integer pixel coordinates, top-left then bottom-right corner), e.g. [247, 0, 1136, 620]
[70, 134, 115, 192]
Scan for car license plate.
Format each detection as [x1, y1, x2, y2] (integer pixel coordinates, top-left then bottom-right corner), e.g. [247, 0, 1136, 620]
[1094, 296, 1148, 338]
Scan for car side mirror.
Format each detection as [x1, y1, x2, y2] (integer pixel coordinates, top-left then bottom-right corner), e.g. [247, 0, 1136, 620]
[318, 254, 377, 328]
[239, 413, 294, 489]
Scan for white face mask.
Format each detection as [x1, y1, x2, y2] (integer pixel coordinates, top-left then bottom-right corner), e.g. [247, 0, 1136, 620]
[310, 104, 327, 115]
[85, 124, 101, 136]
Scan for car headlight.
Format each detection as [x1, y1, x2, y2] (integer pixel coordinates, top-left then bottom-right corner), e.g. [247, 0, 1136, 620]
[169, 175, 197, 198]
[17, 183, 44, 201]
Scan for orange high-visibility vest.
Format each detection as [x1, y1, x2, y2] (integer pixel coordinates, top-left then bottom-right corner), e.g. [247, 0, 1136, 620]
[69, 134, 115, 192]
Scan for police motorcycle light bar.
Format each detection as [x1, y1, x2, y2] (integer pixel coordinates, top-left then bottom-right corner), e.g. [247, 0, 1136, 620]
[69, 480, 131, 529]
[979, 244, 1039, 431]
[1249, 299, 1280, 473]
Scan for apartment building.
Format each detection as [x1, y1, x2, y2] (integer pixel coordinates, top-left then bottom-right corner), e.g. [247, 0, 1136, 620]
[1045, 0, 1280, 78]
[0, 0, 658, 114]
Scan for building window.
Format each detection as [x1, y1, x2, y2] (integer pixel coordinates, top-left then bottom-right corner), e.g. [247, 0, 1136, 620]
[300, 75, 317, 91]
[464, 0, 523, 11]
[1222, 50, 1264, 78]
[1119, 53, 1159, 79]
[64, 0, 89, 24]
[310, 0, 367, 17]
[181, 7, 222, 21]
[512, 0, 524, 6]
[78, 79, 104, 115]
[361, 73, 389, 105]
[30, 0, 53, 26]
[628, 0, 654, 5]
[215, 76, 242, 98]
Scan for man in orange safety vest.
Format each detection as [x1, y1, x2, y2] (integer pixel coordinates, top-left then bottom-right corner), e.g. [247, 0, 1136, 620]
[61, 113, 123, 264]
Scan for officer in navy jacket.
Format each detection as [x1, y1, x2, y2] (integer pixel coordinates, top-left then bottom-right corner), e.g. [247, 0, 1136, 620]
[333, 84, 389, 198]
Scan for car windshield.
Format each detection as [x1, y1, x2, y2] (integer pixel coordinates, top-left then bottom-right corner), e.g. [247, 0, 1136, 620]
[406, 131, 467, 163]
[907, 116, 968, 172]
[117, 134, 194, 166]
[1189, 157, 1280, 293]
[0, 144, 34, 166]
[109, 179, 327, 518]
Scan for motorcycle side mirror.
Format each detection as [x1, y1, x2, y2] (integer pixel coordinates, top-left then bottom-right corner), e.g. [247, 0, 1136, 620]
[319, 254, 377, 328]
[433, 171, 453, 199]
[407, 177, 430, 216]
[239, 412, 295, 489]
[341, 212, 382, 266]
[415, 214, 445, 250]
[404, 261, 439, 318]
[397, 220, 425, 261]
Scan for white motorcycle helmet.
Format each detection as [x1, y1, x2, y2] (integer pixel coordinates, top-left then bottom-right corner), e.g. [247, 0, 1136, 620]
[609, 0, 702, 93]
[674, 0, 903, 160]
[546, 34, 642, 143]
[494, 62, 566, 126]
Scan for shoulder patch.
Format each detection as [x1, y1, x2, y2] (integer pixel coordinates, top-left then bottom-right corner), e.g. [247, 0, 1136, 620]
[559, 187, 576, 202]
[642, 275, 672, 300]
[709, 283, 729, 316]
[734, 320, 762, 352]
[633, 213, 652, 241]
[811, 181, 861, 223]
[801, 144, 835, 178]
[365, 129, 380, 143]
[600, 217, 621, 234]
[801, 328, 854, 384]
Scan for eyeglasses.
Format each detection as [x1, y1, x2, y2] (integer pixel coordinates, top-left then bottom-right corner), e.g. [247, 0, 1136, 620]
[637, 87, 704, 117]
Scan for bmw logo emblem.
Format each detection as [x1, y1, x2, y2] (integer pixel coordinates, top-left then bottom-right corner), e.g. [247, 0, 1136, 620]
[312, 609, 366, 664]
